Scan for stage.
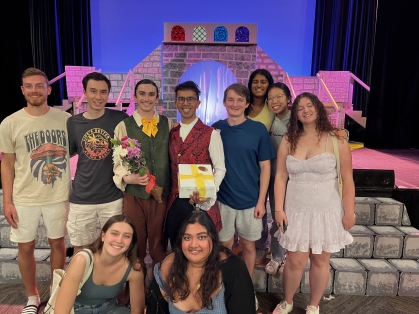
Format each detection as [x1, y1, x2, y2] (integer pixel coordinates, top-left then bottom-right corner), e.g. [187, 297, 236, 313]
[351, 147, 419, 189]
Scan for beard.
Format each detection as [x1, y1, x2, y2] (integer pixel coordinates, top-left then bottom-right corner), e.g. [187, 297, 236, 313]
[25, 93, 47, 107]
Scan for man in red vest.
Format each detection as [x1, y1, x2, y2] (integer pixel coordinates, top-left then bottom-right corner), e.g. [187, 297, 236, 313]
[165, 81, 226, 247]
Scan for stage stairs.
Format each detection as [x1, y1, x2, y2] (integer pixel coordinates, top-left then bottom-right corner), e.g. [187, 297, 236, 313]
[254, 196, 419, 297]
[0, 191, 418, 297]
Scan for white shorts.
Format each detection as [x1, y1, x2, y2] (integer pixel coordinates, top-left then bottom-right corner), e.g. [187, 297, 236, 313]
[11, 201, 67, 243]
[67, 198, 123, 246]
[218, 201, 262, 242]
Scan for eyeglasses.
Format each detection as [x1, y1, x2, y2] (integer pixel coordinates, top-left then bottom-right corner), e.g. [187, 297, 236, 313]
[175, 97, 197, 104]
[23, 83, 47, 91]
[267, 94, 285, 103]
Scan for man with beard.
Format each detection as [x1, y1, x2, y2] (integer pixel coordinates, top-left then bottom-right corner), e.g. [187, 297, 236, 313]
[0, 68, 70, 314]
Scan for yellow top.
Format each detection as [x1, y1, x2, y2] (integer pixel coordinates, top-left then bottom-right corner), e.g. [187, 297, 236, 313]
[248, 104, 275, 131]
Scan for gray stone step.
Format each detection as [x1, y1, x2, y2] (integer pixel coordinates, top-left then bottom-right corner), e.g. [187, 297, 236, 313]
[395, 226, 419, 259]
[354, 196, 411, 226]
[374, 197, 404, 226]
[330, 258, 367, 295]
[367, 226, 404, 258]
[344, 225, 374, 258]
[388, 259, 419, 296]
[357, 259, 399, 296]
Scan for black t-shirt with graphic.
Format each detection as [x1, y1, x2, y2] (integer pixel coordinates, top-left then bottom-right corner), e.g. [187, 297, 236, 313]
[67, 109, 128, 204]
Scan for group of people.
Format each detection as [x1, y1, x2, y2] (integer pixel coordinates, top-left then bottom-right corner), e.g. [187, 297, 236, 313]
[0, 67, 355, 314]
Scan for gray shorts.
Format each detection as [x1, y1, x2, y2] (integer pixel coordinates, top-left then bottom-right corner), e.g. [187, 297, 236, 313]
[218, 201, 262, 242]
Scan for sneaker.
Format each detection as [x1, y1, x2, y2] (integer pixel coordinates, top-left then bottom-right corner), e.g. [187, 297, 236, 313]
[265, 259, 281, 274]
[273, 300, 293, 314]
[255, 248, 270, 265]
[306, 305, 319, 314]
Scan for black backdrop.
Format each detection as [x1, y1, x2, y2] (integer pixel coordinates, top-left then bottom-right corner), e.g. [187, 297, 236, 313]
[1, 0, 92, 123]
[365, 1, 419, 149]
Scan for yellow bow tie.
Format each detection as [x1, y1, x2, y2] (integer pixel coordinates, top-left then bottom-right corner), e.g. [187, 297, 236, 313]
[142, 117, 158, 137]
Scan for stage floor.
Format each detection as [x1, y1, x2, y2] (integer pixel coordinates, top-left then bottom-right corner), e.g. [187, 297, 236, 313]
[69, 148, 419, 188]
[351, 148, 419, 189]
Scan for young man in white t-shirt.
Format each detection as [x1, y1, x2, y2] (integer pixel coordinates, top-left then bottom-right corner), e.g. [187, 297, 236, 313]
[0, 68, 71, 313]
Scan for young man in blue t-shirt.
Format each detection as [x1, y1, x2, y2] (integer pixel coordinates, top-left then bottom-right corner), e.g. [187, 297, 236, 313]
[212, 83, 275, 280]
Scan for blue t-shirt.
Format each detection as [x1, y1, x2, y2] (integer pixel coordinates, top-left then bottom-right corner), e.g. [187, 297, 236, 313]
[212, 119, 275, 209]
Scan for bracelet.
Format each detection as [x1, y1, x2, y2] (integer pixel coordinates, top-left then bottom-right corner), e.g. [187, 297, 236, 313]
[274, 209, 282, 212]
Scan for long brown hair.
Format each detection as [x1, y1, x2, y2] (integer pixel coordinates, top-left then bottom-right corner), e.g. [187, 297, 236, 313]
[287, 92, 337, 154]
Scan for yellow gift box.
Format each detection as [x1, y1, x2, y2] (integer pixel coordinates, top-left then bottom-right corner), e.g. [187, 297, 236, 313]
[178, 164, 215, 199]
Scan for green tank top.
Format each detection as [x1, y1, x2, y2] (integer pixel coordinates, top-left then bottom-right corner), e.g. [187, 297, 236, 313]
[75, 263, 132, 305]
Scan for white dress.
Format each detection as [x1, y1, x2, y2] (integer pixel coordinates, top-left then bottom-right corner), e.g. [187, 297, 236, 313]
[278, 137, 353, 254]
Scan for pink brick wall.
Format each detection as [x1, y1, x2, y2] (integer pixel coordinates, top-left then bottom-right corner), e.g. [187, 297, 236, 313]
[318, 71, 351, 103]
[65, 66, 96, 102]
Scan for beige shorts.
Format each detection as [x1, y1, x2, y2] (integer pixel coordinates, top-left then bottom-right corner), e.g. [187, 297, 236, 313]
[11, 201, 67, 243]
[218, 201, 262, 242]
[67, 198, 123, 246]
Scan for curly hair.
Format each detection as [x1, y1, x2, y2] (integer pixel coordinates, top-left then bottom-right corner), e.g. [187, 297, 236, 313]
[245, 69, 274, 116]
[166, 210, 231, 309]
[287, 92, 337, 154]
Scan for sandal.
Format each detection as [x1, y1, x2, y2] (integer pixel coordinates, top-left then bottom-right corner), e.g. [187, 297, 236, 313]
[21, 304, 40, 314]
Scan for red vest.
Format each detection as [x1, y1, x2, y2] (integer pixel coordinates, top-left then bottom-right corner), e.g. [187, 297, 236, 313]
[168, 118, 213, 209]
[168, 119, 222, 232]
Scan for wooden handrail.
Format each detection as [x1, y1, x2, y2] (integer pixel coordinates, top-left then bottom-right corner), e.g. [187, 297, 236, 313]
[316, 73, 339, 111]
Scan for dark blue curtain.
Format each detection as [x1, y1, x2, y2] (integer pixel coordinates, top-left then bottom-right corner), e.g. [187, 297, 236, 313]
[1, 0, 92, 122]
[311, 0, 377, 116]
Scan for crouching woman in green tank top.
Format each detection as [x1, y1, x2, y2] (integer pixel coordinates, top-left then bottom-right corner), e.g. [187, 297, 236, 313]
[54, 215, 145, 313]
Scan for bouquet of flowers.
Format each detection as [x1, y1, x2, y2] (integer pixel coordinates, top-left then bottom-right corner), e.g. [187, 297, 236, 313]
[110, 136, 163, 203]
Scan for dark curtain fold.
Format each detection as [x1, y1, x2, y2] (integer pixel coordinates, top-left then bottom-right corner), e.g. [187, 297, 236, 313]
[311, 0, 377, 116]
[365, 1, 419, 149]
[29, 0, 92, 106]
[1, 0, 92, 123]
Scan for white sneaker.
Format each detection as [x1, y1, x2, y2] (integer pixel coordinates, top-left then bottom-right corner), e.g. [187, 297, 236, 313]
[306, 305, 319, 314]
[273, 300, 293, 314]
[265, 259, 281, 274]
